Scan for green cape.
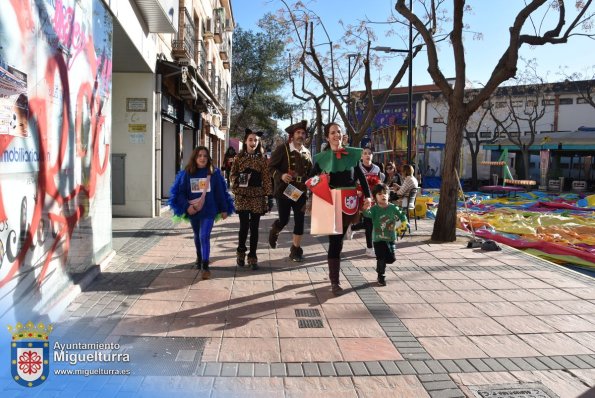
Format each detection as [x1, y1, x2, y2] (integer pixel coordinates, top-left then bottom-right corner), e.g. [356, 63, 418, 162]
[314, 146, 362, 173]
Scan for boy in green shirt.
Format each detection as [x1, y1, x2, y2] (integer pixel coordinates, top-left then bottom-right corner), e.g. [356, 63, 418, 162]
[363, 184, 408, 286]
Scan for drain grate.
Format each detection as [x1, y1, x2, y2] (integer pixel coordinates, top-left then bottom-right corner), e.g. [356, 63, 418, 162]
[470, 383, 559, 398]
[116, 336, 206, 376]
[295, 308, 321, 318]
[298, 319, 324, 328]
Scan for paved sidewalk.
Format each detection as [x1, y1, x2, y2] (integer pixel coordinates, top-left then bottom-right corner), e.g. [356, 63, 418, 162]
[9, 211, 595, 397]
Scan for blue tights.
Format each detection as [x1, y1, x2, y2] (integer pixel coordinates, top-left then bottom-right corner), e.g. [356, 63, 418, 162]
[189, 217, 215, 262]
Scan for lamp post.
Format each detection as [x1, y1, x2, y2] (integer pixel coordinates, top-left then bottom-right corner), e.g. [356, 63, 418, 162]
[371, 45, 413, 165]
[371, 0, 414, 164]
[346, 53, 359, 139]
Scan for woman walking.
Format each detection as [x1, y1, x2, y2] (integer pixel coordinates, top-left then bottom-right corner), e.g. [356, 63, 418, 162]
[309, 123, 372, 295]
[230, 129, 273, 270]
[168, 146, 234, 279]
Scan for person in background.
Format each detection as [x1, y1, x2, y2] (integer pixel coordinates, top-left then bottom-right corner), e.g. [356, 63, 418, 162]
[363, 183, 408, 286]
[268, 120, 313, 262]
[168, 146, 234, 279]
[309, 122, 372, 295]
[393, 164, 419, 208]
[349, 146, 385, 257]
[384, 162, 402, 202]
[221, 146, 237, 187]
[230, 129, 273, 270]
[341, 133, 350, 147]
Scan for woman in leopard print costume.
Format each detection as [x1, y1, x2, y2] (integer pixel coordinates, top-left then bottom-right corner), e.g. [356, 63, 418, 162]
[230, 129, 273, 269]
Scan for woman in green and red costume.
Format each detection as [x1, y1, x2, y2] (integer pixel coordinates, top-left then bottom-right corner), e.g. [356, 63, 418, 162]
[310, 122, 372, 295]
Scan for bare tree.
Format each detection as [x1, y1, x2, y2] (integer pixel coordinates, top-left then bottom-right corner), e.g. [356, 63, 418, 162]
[278, 0, 425, 146]
[489, 80, 550, 180]
[427, 93, 501, 190]
[288, 61, 327, 152]
[560, 66, 595, 109]
[396, 0, 594, 242]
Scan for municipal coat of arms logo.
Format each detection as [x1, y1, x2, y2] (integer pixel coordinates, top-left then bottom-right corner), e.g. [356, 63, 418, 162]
[8, 321, 53, 387]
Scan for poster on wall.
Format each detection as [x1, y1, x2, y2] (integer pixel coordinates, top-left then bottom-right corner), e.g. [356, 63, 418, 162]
[0, 61, 28, 137]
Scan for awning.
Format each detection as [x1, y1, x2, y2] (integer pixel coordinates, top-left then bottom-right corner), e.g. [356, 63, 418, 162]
[133, 0, 177, 33]
[483, 130, 595, 151]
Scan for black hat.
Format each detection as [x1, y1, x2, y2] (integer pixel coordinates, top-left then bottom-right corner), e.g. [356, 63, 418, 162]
[284, 120, 308, 135]
[243, 128, 263, 140]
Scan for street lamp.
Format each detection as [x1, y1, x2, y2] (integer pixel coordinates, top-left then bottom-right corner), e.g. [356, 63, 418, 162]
[371, 0, 414, 165]
[372, 45, 414, 165]
[346, 53, 359, 139]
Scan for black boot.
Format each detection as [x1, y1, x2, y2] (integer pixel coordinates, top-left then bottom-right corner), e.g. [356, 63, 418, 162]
[195, 253, 202, 269]
[201, 261, 211, 280]
[268, 220, 282, 249]
[236, 249, 246, 267]
[377, 259, 386, 286]
[247, 254, 259, 270]
[289, 245, 304, 262]
[328, 258, 342, 295]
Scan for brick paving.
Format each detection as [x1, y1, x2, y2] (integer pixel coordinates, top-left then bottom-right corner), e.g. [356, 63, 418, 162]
[4, 211, 595, 397]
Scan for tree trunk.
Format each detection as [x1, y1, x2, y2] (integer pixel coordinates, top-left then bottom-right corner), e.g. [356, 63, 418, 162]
[521, 149, 530, 180]
[470, 152, 479, 190]
[431, 109, 467, 242]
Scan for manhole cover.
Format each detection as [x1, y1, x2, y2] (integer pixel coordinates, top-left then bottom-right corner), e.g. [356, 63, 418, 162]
[116, 336, 207, 376]
[298, 319, 324, 328]
[470, 383, 559, 398]
[295, 308, 321, 317]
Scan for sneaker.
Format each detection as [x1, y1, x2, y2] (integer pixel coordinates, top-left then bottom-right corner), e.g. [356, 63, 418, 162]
[365, 247, 375, 257]
[377, 275, 386, 286]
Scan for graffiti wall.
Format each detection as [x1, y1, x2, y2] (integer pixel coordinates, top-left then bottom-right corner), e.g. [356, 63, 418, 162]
[0, 0, 113, 323]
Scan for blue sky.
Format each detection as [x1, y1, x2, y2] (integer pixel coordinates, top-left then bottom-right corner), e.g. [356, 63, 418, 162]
[232, 0, 595, 89]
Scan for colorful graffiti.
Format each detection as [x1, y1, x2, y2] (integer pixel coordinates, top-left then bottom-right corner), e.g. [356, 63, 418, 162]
[0, 0, 112, 322]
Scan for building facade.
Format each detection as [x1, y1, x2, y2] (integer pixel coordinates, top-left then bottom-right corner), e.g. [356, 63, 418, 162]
[0, 0, 234, 325]
[360, 81, 595, 185]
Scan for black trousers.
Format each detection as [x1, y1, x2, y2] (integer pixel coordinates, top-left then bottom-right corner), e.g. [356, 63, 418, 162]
[238, 211, 261, 257]
[351, 216, 373, 248]
[276, 194, 307, 235]
[373, 241, 396, 276]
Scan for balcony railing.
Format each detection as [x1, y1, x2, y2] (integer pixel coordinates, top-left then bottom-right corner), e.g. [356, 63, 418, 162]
[213, 14, 223, 43]
[194, 40, 207, 80]
[172, 8, 195, 62]
[219, 38, 229, 61]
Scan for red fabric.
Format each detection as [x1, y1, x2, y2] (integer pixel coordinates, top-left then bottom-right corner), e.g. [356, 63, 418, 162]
[340, 189, 359, 215]
[306, 173, 333, 205]
[333, 148, 349, 159]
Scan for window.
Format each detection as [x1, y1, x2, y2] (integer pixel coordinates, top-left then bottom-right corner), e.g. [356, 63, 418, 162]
[526, 100, 536, 107]
[433, 116, 444, 123]
[510, 100, 523, 107]
[559, 98, 573, 105]
[542, 99, 556, 106]
[466, 131, 477, 138]
[509, 132, 520, 138]
[479, 131, 492, 138]
[382, 108, 392, 113]
[495, 101, 507, 108]
[577, 97, 591, 104]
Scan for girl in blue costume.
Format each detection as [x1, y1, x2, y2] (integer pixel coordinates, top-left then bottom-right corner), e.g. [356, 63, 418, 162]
[169, 146, 235, 279]
[310, 123, 372, 295]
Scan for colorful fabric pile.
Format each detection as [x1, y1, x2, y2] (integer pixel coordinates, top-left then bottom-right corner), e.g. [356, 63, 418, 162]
[423, 189, 595, 269]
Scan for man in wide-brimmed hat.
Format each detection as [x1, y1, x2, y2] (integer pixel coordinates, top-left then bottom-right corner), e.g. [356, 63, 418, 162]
[268, 120, 312, 262]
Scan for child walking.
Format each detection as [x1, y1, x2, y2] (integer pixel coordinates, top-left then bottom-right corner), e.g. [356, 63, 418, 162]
[168, 146, 235, 279]
[350, 147, 385, 257]
[363, 183, 408, 286]
[230, 129, 273, 270]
